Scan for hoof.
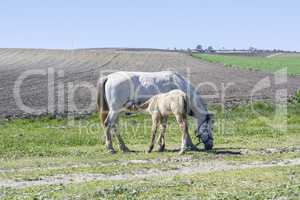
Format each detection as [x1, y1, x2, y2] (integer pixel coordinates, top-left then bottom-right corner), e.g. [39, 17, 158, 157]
[108, 149, 116, 154]
[158, 145, 165, 152]
[204, 141, 213, 151]
[147, 148, 153, 153]
[189, 145, 199, 151]
[182, 145, 198, 152]
[147, 145, 154, 153]
[178, 150, 185, 155]
[121, 147, 131, 153]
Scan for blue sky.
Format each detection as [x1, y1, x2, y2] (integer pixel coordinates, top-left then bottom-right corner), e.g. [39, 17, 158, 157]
[1, 0, 299, 50]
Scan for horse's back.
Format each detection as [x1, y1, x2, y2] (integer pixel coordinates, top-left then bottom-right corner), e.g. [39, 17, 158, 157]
[103, 71, 189, 111]
[107, 71, 178, 84]
[148, 89, 187, 116]
[166, 90, 187, 115]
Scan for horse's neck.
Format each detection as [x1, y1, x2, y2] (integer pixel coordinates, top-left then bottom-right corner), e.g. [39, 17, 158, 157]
[187, 87, 208, 125]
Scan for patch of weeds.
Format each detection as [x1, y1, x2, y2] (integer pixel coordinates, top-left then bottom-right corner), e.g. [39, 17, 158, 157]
[293, 90, 300, 103]
[92, 184, 146, 199]
[211, 182, 300, 200]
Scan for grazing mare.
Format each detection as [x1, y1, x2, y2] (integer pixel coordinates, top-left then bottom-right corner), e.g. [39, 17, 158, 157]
[96, 71, 213, 153]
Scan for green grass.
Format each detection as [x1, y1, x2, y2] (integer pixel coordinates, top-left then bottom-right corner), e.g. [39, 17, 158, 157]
[0, 102, 299, 171]
[0, 102, 300, 199]
[2, 165, 299, 199]
[1, 102, 300, 159]
[192, 53, 300, 75]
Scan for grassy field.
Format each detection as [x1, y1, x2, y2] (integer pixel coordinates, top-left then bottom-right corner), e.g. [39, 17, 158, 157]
[192, 53, 300, 75]
[3, 166, 299, 199]
[0, 102, 300, 199]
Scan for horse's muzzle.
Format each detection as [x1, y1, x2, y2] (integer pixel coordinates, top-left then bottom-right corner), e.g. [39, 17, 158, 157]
[196, 135, 213, 150]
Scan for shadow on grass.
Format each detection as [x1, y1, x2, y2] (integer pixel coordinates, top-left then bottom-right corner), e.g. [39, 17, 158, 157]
[128, 147, 242, 155]
[207, 148, 242, 155]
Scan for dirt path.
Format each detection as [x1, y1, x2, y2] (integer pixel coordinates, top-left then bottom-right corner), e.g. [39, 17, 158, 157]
[1, 147, 299, 173]
[1, 158, 299, 189]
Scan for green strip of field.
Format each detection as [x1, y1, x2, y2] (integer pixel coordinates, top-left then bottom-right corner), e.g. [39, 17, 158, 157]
[0, 102, 299, 173]
[192, 53, 300, 75]
[2, 165, 300, 199]
[0, 102, 299, 159]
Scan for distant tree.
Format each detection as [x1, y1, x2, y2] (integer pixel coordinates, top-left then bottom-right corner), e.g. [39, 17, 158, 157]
[187, 48, 192, 56]
[249, 47, 256, 52]
[196, 44, 203, 51]
[207, 46, 214, 52]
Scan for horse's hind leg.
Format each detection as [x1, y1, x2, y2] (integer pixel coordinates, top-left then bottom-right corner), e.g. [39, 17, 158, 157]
[108, 111, 130, 153]
[157, 117, 167, 152]
[104, 126, 115, 154]
[147, 115, 160, 153]
[105, 110, 130, 153]
[113, 127, 130, 152]
[103, 111, 118, 154]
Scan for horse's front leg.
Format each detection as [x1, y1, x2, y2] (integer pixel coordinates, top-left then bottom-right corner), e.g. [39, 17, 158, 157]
[176, 114, 194, 154]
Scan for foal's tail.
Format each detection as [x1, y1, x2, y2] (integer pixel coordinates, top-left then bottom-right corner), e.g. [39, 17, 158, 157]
[137, 99, 151, 110]
[181, 93, 191, 117]
[96, 76, 109, 126]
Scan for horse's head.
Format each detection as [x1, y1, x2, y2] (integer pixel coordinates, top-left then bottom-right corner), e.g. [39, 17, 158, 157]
[196, 113, 214, 150]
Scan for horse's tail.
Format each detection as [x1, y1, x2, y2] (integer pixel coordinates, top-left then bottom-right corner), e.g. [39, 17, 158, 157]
[97, 76, 109, 126]
[182, 94, 189, 115]
[138, 99, 152, 110]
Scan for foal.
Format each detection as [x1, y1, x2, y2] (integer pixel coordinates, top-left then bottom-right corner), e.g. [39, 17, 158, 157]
[136, 89, 196, 154]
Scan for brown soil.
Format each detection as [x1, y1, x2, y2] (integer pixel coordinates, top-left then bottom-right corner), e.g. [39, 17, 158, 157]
[0, 48, 299, 118]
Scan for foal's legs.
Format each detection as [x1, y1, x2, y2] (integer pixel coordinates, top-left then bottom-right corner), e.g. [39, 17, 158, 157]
[175, 114, 193, 154]
[147, 114, 160, 153]
[157, 117, 167, 152]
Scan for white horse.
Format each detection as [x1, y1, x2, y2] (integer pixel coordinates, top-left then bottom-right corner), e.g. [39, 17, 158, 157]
[97, 71, 213, 153]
